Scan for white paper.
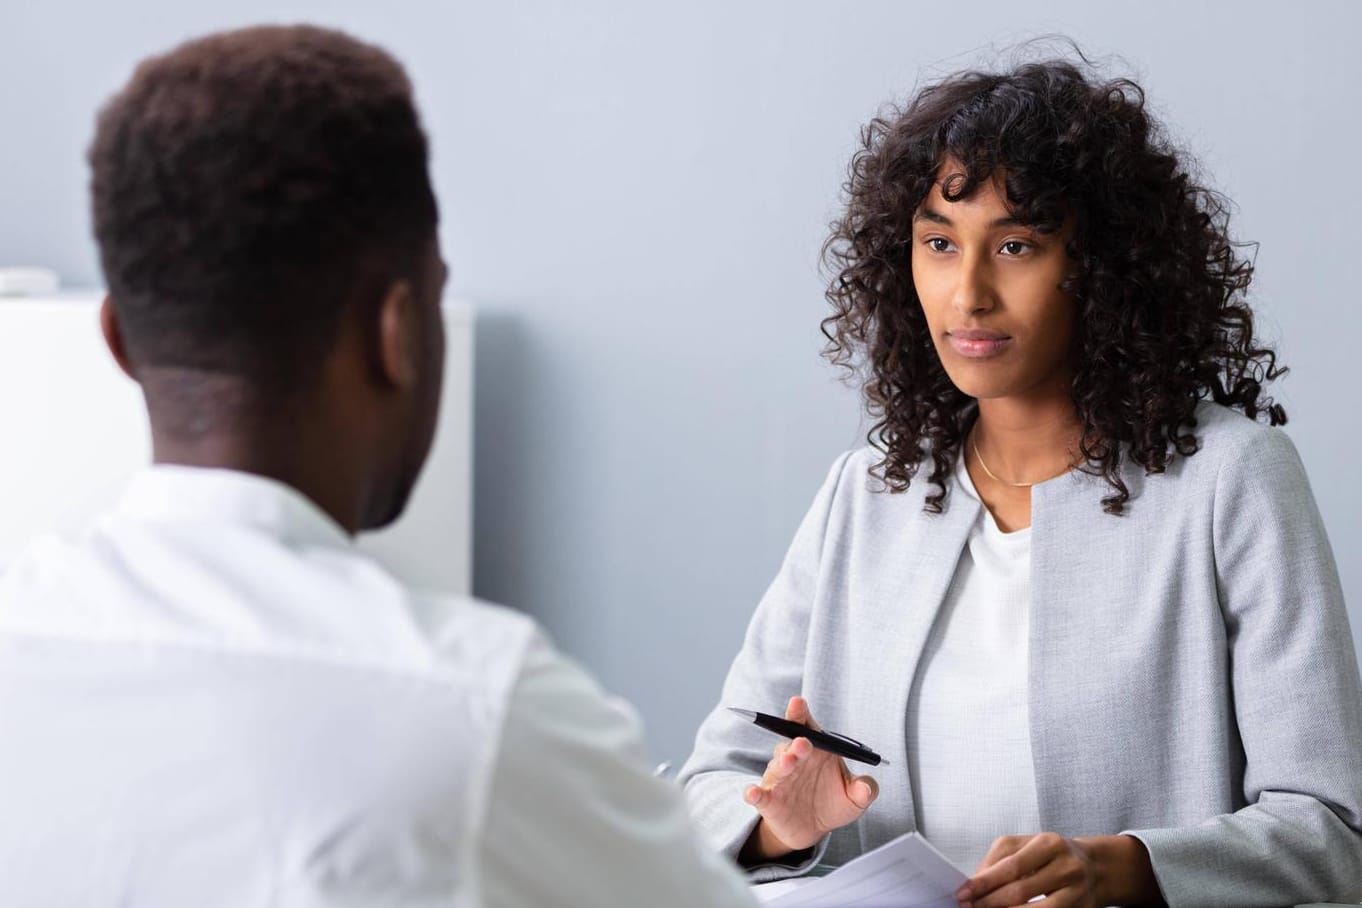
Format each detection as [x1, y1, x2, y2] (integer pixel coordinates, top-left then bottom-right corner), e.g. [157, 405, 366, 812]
[751, 878, 815, 901]
[751, 832, 966, 908]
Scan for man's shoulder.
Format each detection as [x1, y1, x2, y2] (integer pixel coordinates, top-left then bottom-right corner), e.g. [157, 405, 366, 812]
[1, 519, 542, 692]
[404, 590, 540, 672]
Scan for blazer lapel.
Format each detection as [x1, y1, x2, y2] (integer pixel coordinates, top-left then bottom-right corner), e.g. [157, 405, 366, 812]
[852, 486, 979, 850]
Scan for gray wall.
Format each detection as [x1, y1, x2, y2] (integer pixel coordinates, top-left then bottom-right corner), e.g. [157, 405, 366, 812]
[3, 1, 1358, 763]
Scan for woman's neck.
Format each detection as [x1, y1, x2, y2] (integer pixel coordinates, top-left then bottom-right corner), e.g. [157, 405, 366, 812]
[970, 395, 1081, 486]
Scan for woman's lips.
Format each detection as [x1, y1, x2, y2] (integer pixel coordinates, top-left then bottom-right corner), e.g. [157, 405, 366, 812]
[947, 330, 1012, 359]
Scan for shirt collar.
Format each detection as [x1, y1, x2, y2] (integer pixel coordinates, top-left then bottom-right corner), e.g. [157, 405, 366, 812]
[116, 465, 352, 549]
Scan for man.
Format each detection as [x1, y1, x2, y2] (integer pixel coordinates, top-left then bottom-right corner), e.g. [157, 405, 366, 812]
[0, 25, 756, 907]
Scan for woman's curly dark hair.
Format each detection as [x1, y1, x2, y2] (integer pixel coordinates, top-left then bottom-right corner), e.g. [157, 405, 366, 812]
[821, 54, 1286, 515]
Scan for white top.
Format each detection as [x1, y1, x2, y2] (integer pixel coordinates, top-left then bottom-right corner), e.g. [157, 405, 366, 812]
[0, 466, 756, 908]
[904, 455, 1041, 871]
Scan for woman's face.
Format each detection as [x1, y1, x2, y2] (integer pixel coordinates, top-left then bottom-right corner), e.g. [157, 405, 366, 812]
[910, 164, 1076, 405]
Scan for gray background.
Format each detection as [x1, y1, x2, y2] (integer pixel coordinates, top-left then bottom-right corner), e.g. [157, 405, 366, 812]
[2, 1, 1357, 763]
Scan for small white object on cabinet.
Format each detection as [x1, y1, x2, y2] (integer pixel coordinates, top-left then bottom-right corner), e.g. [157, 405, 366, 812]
[0, 292, 473, 596]
[0, 268, 60, 297]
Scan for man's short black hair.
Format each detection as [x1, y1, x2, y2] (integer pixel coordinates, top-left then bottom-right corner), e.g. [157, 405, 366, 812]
[89, 24, 438, 387]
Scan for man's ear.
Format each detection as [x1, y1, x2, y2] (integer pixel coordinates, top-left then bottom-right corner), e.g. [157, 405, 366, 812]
[375, 279, 419, 390]
[99, 295, 137, 381]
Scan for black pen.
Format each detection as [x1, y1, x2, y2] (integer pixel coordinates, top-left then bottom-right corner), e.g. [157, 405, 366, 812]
[727, 707, 887, 766]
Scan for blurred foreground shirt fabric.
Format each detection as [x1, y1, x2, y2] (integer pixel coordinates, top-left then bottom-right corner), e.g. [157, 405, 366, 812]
[0, 466, 756, 908]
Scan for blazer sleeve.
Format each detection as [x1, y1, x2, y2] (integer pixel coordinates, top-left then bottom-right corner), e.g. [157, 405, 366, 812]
[1124, 427, 1362, 907]
[675, 450, 854, 883]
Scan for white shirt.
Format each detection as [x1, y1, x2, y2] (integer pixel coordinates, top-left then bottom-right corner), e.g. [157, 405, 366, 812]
[0, 466, 756, 908]
[904, 456, 1042, 871]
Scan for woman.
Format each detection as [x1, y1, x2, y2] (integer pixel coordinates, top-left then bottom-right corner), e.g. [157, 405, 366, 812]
[677, 55, 1362, 908]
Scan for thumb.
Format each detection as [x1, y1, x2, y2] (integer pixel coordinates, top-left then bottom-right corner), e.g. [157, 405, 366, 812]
[847, 774, 879, 811]
[785, 695, 822, 731]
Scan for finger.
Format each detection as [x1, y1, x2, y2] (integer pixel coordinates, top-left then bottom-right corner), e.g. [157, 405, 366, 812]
[763, 738, 810, 783]
[759, 742, 789, 780]
[743, 784, 764, 807]
[785, 695, 822, 732]
[971, 834, 1030, 875]
[970, 888, 1061, 908]
[960, 834, 1035, 902]
[968, 857, 1075, 908]
[963, 834, 1065, 902]
[846, 774, 879, 810]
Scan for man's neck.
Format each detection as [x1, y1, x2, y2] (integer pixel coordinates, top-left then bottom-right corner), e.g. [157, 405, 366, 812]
[151, 436, 365, 536]
[142, 369, 367, 534]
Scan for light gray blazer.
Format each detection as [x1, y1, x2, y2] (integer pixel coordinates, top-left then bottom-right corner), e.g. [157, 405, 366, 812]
[678, 403, 1362, 907]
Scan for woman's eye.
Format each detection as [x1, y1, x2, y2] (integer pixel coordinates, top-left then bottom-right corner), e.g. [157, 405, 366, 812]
[927, 238, 952, 253]
[1000, 240, 1030, 256]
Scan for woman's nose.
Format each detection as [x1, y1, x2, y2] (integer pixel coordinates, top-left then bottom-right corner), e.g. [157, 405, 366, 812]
[951, 255, 997, 316]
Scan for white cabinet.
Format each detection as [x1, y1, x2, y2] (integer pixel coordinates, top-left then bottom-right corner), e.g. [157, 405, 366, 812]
[0, 293, 473, 596]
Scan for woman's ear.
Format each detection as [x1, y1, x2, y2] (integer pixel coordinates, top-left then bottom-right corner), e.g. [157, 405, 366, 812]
[375, 279, 419, 390]
[99, 295, 136, 381]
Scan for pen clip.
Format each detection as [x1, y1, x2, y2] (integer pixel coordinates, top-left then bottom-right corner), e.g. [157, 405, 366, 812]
[824, 730, 866, 749]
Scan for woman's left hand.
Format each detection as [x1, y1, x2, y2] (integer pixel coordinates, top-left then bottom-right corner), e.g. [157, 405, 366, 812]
[955, 833, 1098, 908]
[955, 833, 1163, 908]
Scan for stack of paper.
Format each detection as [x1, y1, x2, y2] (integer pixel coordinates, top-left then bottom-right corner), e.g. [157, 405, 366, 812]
[752, 832, 966, 908]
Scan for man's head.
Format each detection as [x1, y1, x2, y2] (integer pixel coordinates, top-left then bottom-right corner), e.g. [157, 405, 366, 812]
[90, 25, 446, 531]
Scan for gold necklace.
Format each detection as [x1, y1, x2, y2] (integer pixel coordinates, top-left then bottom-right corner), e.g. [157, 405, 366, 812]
[970, 432, 1075, 488]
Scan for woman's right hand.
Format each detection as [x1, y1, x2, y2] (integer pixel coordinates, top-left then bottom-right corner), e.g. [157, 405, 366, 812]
[739, 696, 879, 862]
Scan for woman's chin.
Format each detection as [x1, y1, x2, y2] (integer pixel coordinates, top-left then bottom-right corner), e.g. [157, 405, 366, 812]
[941, 371, 1015, 402]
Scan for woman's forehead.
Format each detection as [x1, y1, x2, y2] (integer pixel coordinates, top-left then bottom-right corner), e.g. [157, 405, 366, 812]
[921, 166, 1012, 216]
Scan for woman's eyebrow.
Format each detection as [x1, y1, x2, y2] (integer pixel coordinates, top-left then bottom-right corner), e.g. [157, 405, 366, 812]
[913, 206, 1027, 229]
